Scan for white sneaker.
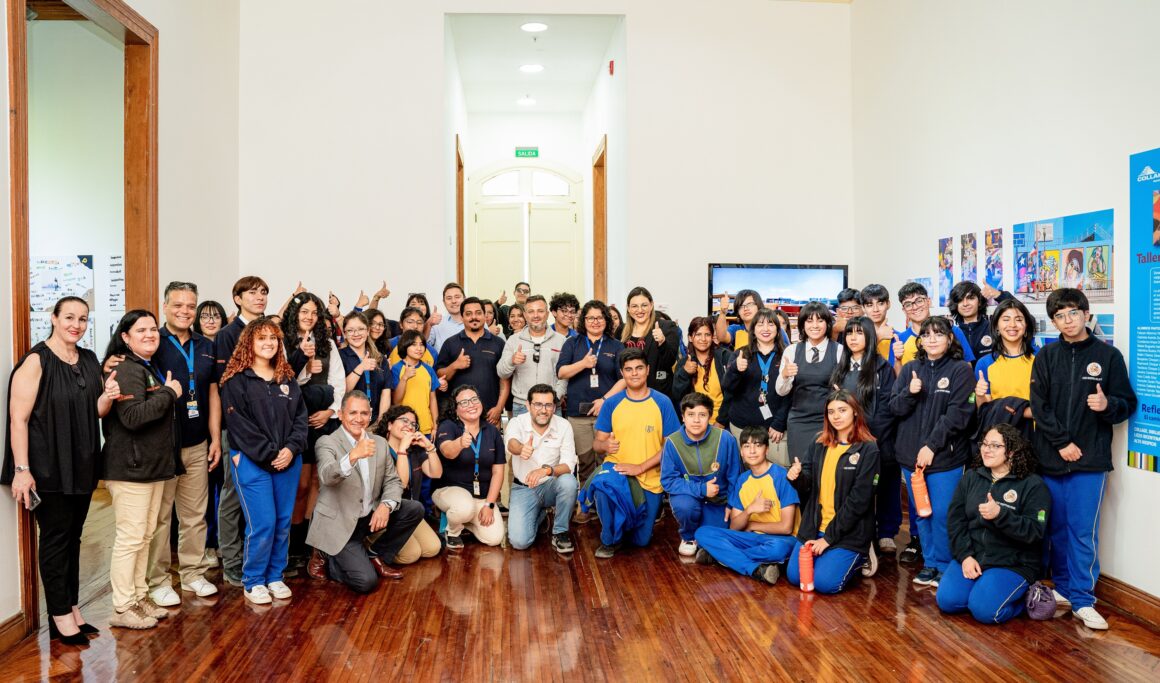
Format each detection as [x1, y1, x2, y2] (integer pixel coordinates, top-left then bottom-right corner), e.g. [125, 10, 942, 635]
[678, 540, 698, 557]
[1073, 606, 1109, 630]
[183, 578, 219, 597]
[1053, 589, 1072, 609]
[878, 537, 897, 553]
[149, 586, 180, 607]
[267, 581, 292, 599]
[244, 585, 272, 605]
[861, 543, 879, 577]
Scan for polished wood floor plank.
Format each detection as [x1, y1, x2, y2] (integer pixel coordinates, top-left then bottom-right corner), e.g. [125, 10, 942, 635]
[3, 493, 1160, 682]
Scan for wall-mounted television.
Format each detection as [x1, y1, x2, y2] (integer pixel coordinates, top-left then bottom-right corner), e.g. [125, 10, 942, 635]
[707, 263, 849, 321]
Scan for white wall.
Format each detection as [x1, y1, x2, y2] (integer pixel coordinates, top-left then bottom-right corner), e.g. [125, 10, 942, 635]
[239, 0, 854, 326]
[28, 21, 123, 353]
[444, 18, 468, 287]
[466, 113, 586, 179]
[852, 0, 1160, 597]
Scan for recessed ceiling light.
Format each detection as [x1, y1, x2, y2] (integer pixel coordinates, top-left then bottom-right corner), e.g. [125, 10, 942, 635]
[519, 64, 544, 74]
[517, 95, 536, 106]
[521, 22, 547, 33]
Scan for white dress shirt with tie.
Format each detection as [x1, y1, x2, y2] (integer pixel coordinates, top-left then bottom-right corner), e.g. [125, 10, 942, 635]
[774, 338, 844, 396]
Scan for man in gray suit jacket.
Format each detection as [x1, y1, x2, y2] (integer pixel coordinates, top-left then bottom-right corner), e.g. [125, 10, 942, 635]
[306, 391, 423, 592]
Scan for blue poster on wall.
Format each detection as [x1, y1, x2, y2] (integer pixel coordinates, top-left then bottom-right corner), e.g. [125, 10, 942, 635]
[1128, 147, 1160, 474]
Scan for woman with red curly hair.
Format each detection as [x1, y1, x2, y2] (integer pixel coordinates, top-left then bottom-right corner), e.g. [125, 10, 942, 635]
[220, 317, 308, 605]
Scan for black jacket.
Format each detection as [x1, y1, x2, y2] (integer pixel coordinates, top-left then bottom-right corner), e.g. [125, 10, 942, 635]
[791, 440, 880, 553]
[220, 368, 309, 473]
[102, 357, 179, 483]
[1030, 333, 1135, 476]
[976, 396, 1032, 443]
[672, 346, 735, 426]
[948, 467, 1051, 583]
[835, 355, 897, 463]
[890, 356, 975, 473]
[722, 348, 791, 432]
[625, 318, 680, 396]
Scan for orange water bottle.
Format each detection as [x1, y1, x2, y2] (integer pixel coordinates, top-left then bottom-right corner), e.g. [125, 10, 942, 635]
[911, 468, 933, 518]
[799, 544, 815, 592]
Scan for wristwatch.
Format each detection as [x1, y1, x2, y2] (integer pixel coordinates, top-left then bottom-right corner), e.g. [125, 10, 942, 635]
[543, 465, 553, 476]
[487, 502, 495, 509]
[14, 465, 30, 473]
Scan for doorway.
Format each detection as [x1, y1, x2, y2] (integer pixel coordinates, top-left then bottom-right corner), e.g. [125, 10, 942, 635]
[6, 0, 159, 647]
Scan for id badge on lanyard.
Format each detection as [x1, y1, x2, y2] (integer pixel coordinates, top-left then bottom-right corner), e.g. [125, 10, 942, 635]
[587, 337, 602, 388]
[470, 431, 483, 496]
[168, 336, 200, 419]
[757, 352, 773, 420]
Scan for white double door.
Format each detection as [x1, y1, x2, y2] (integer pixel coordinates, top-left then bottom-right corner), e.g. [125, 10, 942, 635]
[470, 201, 583, 301]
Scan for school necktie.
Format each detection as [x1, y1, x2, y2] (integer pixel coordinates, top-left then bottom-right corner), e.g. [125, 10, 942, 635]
[851, 361, 860, 371]
[811, 347, 820, 363]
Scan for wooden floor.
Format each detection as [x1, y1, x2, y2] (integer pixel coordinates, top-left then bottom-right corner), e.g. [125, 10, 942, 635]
[2, 492, 1160, 682]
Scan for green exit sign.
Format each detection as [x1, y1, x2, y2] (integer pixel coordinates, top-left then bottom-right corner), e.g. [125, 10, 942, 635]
[515, 147, 539, 158]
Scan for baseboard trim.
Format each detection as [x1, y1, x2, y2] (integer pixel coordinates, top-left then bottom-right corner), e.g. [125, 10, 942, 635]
[1097, 574, 1160, 628]
[0, 612, 31, 656]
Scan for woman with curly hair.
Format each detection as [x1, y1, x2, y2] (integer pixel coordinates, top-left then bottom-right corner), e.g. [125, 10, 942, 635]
[280, 292, 344, 566]
[219, 317, 308, 605]
[937, 423, 1050, 624]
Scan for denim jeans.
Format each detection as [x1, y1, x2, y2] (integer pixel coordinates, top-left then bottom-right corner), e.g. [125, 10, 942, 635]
[507, 474, 579, 550]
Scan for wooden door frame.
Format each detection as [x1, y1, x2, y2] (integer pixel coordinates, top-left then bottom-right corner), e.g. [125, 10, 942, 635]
[5, 0, 158, 650]
[592, 135, 607, 302]
[455, 135, 464, 285]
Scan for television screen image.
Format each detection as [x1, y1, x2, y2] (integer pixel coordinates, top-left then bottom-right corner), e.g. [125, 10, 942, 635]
[707, 263, 848, 320]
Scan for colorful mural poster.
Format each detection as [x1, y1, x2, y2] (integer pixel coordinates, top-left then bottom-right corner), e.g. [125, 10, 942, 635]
[29, 255, 94, 312]
[1129, 147, 1160, 473]
[960, 233, 978, 283]
[1012, 209, 1113, 303]
[938, 237, 953, 306]
[984, 228, 1003, 290]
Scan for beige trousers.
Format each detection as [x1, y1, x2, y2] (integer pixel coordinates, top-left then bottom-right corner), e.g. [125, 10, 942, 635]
[432, 487, 505, 546]
[148, 441, 211, 590]
[394, 519, 442, 564]
[108, 480, 166, 612]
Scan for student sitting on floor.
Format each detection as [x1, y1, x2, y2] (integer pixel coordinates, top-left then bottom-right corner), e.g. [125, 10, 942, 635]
[693, 426, 798, 584]
[660, 392, 741, 557]
[937, 424, 1050, 624]
[786, 390, 881, 594]
[583, 347, 680, 559]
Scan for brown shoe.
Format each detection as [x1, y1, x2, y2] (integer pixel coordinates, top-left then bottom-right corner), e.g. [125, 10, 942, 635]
[109, 605, 157, 630]
[307, 549, 329, 581]
[370, 556, 403, 580]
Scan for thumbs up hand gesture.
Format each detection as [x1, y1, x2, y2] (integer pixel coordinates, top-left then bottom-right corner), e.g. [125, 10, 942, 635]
[352, 431, 376, 462]
[293, 280, 307, 295]
[355, 290, 370, 309]
[683, 355, 699, 375]
[606, 432, 620, 455]
[718, 291, 730, 314]
[892, 334, 905, 359]
[975, 371, 990, 400]
[652, 321, 665, 344]
[104, 370, 122, 400]
[512, 344, 527, 366]
[454, 349, 472, 370]
[375, 281, 391, 300]
[1087, 384, 1108, 412]
[909, 371, 923, 395]
[979, 491, 1001, 520]
[429, 305, 443, 326]
[521, 434, 535, 461]
[704, 477, 720, 498]
[497, 290, 508, 306]
[735, 352, 749, 373]
[787, 457, 802, 481]
[782, 359, 799, 379]
[583, 348, 599, 369]
[164, 370, 183, 398]
[746, 491, 773, 515]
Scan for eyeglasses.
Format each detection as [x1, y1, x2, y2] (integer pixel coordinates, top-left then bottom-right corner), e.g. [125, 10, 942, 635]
[345, 326, 367, 335]
[920, 332, 947, 341]
[71, 363, 86, 389]
[199, 312, 222, 321]
[456, 396, 481, 407]
[530, 401, 555, 411]
[395, 418, 418, 429]
[901, 297, 928, 311]
[739, 302, 759, 310]
[370, 322, 386, 330]
[584, 316, 605, 323]
[1052, 309, 1084, 323]
[515, 287, 531, 294]
[837, 305, 861, 314]
[557, 308, 577, 316]
[979, 440, 1005, 451]
[533, 343, 542, 364]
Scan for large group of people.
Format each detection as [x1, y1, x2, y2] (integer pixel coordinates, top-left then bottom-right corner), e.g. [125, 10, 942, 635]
[1, 273, 1135, 645]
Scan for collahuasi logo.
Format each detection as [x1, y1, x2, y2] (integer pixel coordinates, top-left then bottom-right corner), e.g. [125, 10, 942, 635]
[1139, 166, 1160, 182]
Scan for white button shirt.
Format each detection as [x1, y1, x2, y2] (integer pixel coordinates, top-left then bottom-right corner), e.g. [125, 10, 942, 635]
[503, 413, 578, 484]
[337, 427, 374, 517]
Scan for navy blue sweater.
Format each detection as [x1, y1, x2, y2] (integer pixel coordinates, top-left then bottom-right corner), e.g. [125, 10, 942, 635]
[220, 368, 308, 473]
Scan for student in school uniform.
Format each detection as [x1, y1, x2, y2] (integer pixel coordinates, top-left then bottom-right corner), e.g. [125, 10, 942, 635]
[974, 298, 1036, 439]
[694, 426, 799, 584]
[714, 289, 764, 351]
[890, 316, 975, 588]
[1031, 288, 1136, 630]
[549, 292, 581, 339]
[722, 308, 791, 465]
[776, 302, 843, 461]
[938, 424, 1051, 624]
[390, 330, 441, 437]
[672, 317, 734, 430]
[948, 281, 1015, 364]
[859, 284, 899, 368]
[828, 316, 899, 555]
[831, 288, 864, 343]
[660, 392, 742, 557]
[340, 312, 393, 422]
[786, 390, 881, 593]
[219, 317, 308, 605]
[895, 282, 976, 367]
[386, 306, 440, 371]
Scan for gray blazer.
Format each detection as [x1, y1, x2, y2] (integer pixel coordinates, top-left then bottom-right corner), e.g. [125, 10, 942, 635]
[307, 428, 404, 556]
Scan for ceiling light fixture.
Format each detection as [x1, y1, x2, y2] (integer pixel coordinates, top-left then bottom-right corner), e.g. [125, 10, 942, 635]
[517, 95, 537, 106]
[520, 64, 544, 74]
[520, 22, 548, 33]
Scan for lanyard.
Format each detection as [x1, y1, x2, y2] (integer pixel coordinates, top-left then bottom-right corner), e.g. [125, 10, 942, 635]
[167, 336, 197, 398]
[757, 352, 774, 396]
[469, 431, 482, 480]
[364, 371, 373, 393]
[143, 359, 166, 386]
[586, 336, 603, 373]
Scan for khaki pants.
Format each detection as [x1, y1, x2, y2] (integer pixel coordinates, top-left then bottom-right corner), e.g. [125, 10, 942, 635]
[108, 480, 165, 612]
[148, 441, 211, 590]
[568, 415, 599, 485]
[730, 424, 790, 467]
[432, 487, 505, 546]
[394, 519, 442, 564]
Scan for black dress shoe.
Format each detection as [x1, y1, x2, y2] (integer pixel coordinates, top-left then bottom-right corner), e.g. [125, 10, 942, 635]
[77, 623, 99, 636]
[48, 619, 90, 645]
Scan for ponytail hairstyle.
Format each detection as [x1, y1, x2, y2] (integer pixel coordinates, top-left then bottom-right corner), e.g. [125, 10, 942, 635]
[280, 292, 332, 361]
[916, 316, 964, 362]
[621, 286, 657, 343]
[818, 389, 875, 447]
[828, 316, 880, 411]
[989, 298, 1036, 359]
[686, 316, 718, 392]
[742, 307, 787, 362]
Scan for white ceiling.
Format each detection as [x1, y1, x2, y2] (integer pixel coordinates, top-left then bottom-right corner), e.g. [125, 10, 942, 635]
[448, 14, 622, 114]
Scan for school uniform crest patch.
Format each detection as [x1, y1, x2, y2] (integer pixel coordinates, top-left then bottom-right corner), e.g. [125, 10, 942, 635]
[848, 453, 860, 465]
[981, 335, 993, 346]
[710, 461, 720, 472]
[937, 377, 950, 389]
[1087, 362, 1102, 377]
[280, 384, 290, 395]
[1003, 489, 1018, 504]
